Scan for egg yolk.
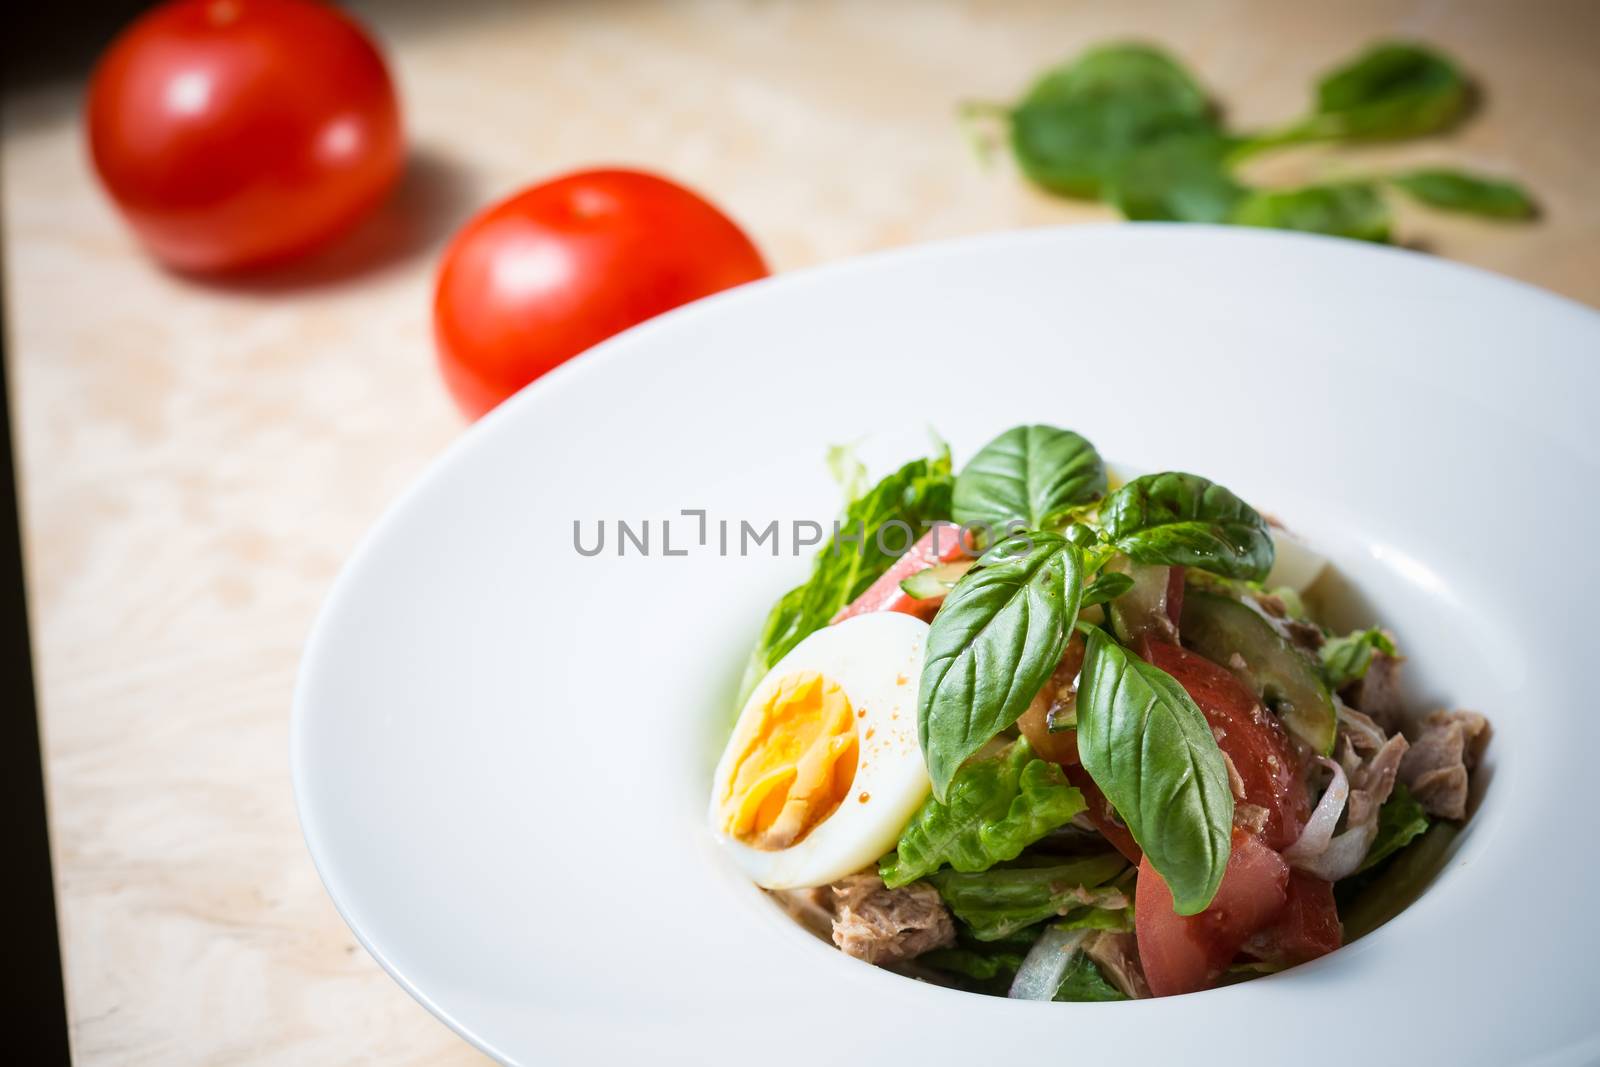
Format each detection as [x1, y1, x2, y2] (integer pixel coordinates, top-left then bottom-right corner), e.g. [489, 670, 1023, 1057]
[718, 671, 859, 851]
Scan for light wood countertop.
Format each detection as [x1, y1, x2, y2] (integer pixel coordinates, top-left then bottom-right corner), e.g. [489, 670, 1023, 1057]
[4, 0, 1595, 1061]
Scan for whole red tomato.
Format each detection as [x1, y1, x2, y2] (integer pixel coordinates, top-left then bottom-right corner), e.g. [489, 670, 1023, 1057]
[87, 0, 403, 273]
[433, 169, 770, 419]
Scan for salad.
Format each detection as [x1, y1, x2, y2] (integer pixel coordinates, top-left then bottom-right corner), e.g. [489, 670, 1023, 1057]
[708, 425, 1489, 1000]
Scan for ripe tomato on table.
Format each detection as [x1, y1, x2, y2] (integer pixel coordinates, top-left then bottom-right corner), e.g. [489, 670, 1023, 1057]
[87, 0, 403, 272]
[432, 169, 770, 419]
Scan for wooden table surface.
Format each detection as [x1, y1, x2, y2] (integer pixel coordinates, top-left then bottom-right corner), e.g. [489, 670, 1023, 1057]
[4, 0, 1596, 1061]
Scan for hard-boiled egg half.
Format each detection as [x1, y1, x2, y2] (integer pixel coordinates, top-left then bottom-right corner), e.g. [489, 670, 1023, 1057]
[709, 612, 930, 890]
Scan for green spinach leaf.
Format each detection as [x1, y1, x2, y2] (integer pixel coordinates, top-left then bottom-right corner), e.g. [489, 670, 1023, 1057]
[1230, 182, 1391, 242]
[1305, 42, 1471, 141]
[918, 533, 1083, 799]
[1109, 132, 1246, 223]
[739, 452, 954, 703]
[1076, 627, 1234, 914]
[881, 738, 1086, 887]
[1319, 626, 1397, 690]
[1101, 471, 1275, 581]
[952, 425, 1107, 535]
[1010, 43, 1217, 198]
[928, 853, 1128, 940]
[1390, 169, 1537, 218]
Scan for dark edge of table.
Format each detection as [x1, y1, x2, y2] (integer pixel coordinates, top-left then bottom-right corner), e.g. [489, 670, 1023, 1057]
[0, 204, 73, 1063]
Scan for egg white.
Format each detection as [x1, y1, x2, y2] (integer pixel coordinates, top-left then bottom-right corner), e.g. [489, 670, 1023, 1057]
[709, 612, 931, 890]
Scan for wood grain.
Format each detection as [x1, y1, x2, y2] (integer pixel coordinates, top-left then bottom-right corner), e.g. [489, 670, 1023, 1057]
[3, 0, 1595, 1062]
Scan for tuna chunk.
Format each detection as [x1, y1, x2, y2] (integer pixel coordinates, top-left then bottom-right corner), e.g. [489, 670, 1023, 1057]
[1345, 651, 1406, 731]
[1085, 930, 1150, 999]
[830, 873, 955, 965]
[1399, 710, 1491, 820]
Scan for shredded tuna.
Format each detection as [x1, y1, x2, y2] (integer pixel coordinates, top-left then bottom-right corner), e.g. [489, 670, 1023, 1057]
[1399, 710, 1490, 820]
[1346, 651, 1405, 731]
[830, 873, 955, 965]
[1085, 930, 1150, 999]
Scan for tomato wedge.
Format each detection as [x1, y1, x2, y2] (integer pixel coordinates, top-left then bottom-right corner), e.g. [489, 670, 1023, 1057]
[1141, 639, 1310, 850]
[1247, 871, 1342, 966]
[831, 523, 971, 623]
[1136, 829, 1289, 997]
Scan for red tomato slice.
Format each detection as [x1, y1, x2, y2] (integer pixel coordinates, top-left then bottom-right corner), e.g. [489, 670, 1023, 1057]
[1064, 763, 1142, 863]
[1141, 639, 1310, 850]
[1249, 871, 1342, 966]
[831, 523, 971, 623]
[1136, 829, 1289, 997]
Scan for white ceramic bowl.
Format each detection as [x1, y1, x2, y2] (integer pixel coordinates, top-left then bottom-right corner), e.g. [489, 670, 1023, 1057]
[293, 226, 1600, 1066]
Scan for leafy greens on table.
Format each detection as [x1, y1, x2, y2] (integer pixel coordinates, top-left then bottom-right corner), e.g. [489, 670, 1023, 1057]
[976, 39, 1536, 242]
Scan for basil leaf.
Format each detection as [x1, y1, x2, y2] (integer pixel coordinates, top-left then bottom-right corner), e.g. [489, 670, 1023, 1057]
[928, 854, 1128, 941]
[952, 425, 1107, 534]
[918, 533, 1083, 799]
[880, 738, 1087, 888]
[1010, 44, 1217, 199]
[1077, 627, 1233, 914]
[1358, 783, 1431, 874]
[1230, 182, 1391, 242]
[1319, 626, 1397, 690]
[1389, 169, 1537, 219]
[1109, 132, 1246, 223]
[1080, 570, 1135, 607]
[739, 452, 953, 702]
[1054, 953, 1129, 1002]
[1101, 471, 1274, 581]
[1306, 42, 1471, 141]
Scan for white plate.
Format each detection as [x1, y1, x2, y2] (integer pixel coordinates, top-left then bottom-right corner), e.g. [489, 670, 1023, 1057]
[293, 226, 1600, 1066]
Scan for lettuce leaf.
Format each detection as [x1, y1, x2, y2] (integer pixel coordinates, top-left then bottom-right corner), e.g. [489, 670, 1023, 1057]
[918, 947, 1027, 983]
[1054, 952, 1128, 1002]
[927, 853, 1128, 941]
[880, 738, 1087, 888]
[1358, 783, 1430, 873]
[1319, 626, 1397, 690]
[738, 450, 954, 704]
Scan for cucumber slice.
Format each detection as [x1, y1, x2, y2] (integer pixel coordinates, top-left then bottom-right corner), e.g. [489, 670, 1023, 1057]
[899, 561, 974, 599]
[1180, 590, 1337, 754]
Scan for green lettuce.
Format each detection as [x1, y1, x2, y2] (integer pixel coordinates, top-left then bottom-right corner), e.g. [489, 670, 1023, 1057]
[918, 947, 1026, 983]
[927, 854, 1128, 941]
[1358, 783, 1430, 873]
[880, 738, 1087, 888]
[737, 450, 954, 704]
[1054, 952, 1128, 1002]
[1319, 626, 1397, 690]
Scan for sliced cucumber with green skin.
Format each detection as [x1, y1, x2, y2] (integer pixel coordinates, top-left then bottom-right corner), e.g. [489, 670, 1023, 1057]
[1180, 590, 1338, 754]
[1107, 560, 1175, 645]
[899, 561, 975, 599]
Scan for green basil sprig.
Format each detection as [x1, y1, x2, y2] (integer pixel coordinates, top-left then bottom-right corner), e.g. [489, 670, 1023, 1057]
[952, 425, 1107, 536]
[917, 532, 1083, 799]
[1076, 627, 1234, 914]
[1101, 471, 1275, 581]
